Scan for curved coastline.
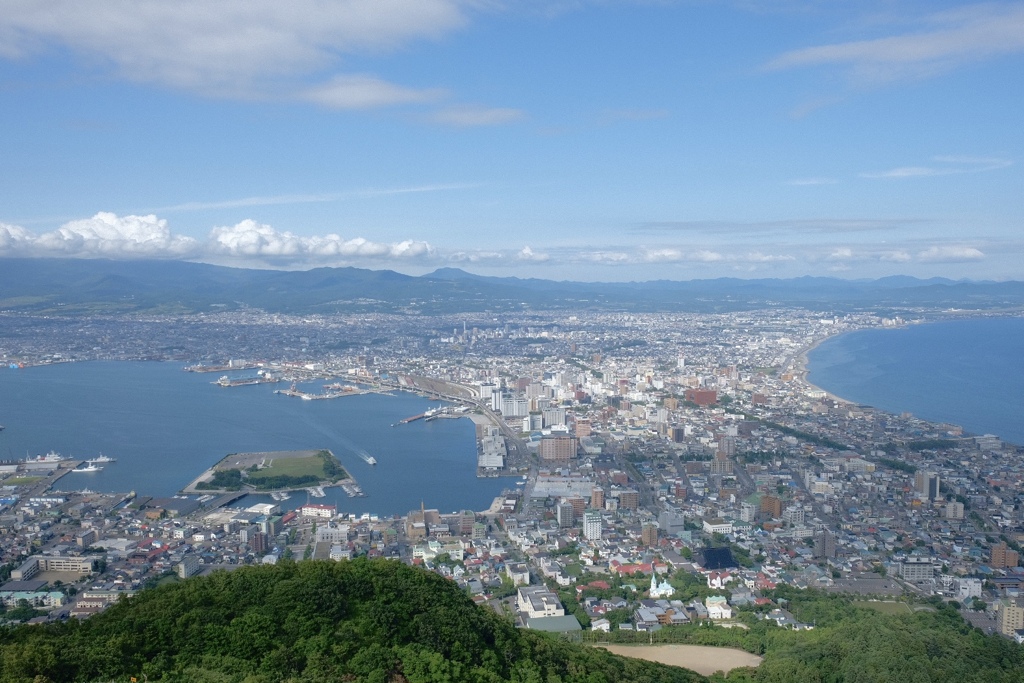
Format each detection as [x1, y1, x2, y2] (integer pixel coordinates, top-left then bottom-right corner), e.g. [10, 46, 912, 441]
[798, 316, 1024, 448]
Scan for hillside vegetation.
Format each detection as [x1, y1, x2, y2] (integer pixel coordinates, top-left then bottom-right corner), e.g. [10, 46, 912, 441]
[0, 559, 704, 683]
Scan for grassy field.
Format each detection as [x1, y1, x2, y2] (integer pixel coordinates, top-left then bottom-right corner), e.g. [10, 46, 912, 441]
[5, 477, 42, 485]
[247, 455, 329, 482]
[858, 601, 913, 615]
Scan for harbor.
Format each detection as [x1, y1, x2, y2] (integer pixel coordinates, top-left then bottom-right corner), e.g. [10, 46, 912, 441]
[274, 381, 387, 401]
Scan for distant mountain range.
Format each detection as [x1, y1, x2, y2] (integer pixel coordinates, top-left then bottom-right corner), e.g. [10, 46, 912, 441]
[1, 257, 1023, 314]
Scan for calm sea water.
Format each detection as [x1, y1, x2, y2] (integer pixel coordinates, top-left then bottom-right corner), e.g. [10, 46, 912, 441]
[0, 362, 510, 515]
[808, 317, 1024, 446]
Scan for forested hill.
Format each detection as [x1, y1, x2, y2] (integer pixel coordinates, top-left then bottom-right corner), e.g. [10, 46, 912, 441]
[0, 559, 705, 683]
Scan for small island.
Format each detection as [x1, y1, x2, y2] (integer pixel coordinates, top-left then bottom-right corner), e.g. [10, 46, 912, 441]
[182, 449, 350, 494]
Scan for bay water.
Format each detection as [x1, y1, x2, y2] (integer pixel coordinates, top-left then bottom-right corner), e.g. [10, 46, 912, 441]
[0, 362, 510, 515]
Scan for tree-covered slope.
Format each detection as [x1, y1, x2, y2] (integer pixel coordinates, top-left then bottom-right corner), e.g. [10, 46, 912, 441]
[0, 559, 705, 683]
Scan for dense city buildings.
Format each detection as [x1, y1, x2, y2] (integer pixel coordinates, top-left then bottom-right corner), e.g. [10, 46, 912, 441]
[0, 305, 1022, 641]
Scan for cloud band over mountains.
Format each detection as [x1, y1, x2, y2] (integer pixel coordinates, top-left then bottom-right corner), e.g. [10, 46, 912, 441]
[0, 212, 994, 275]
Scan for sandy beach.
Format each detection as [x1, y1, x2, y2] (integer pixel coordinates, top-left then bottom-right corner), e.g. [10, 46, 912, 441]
[597, 644, 762, 675]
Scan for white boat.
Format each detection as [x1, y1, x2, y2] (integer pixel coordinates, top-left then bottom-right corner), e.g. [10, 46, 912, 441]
[26, 450, 67, 463]
[72, 464, 102, 472]
[87, 454, 116, 464]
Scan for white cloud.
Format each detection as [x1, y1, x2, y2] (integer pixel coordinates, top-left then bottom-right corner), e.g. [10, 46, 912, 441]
[0, 1, 532, 122]
[518, 246, 549, 262]
[300, 75, 445, 109]
[880, 250, 912, 262]
[918, 245, 985, 263]
[861, 155, 1012, 179]
[33, 212, 199, 257]
[642, 248, 684, 263]
[0, 213, 437, 265]
[0, 0, 467, 93]
[429, 105, 525, 127]
[691, 250, 724, 262]
[828, 247, 854, 261]
[742, 252, 795, 263]
[447, 250, 504, 263]
[580, 251, 631, 263]
[766, 4, 1024, 85]
[0, 222, 33, 251]
[209, 220, 433, 261]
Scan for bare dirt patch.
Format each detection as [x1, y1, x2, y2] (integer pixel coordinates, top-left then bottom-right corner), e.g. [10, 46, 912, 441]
[597, 644, 762, 676]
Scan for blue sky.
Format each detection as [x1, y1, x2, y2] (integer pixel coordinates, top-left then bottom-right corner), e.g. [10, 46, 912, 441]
[1, 0, 1022, 280]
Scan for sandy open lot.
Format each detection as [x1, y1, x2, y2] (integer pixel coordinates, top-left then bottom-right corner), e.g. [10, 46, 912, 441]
[597, 644, 762, 675]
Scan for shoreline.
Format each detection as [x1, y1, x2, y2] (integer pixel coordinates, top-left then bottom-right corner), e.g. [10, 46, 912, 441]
[794, 316, 1023, 449]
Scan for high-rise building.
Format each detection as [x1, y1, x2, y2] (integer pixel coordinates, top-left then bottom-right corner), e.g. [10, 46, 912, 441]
[583, 511, 602, 540]
[617, 489, 639, 510]
[590, 487, 605, 510]
[999, 599, 1024, 636]
[761, 495, 782, 519]
[915, 471, 941, 500]
[556, 503, 574, 528]
[992, 542, 1020, 569]
[251, 531, 268, 554]
[566, 495, 586, 518]
[538, 435, 578, 461]
[641, 523, 659, 547]
[710, 453, 733, 475]
[814, 527, 836, 559]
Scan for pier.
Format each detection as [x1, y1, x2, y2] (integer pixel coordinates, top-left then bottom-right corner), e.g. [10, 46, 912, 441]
[203, 491, 247, 509]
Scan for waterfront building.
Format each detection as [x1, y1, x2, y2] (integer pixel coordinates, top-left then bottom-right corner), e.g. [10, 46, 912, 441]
[300, 503, 336, 519]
